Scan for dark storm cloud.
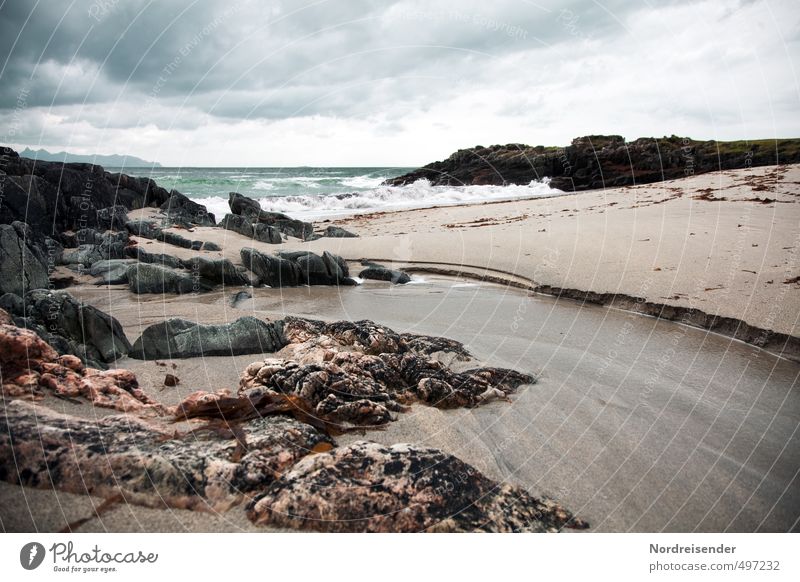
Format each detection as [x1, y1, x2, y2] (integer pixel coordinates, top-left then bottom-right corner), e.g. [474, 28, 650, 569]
[0, 0, 648, 121]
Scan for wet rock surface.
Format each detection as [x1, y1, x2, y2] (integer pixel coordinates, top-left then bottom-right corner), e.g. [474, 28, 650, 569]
[359, 265, 411, 284]
[0, 312, 582, 532]
[239, 317, 532, 426]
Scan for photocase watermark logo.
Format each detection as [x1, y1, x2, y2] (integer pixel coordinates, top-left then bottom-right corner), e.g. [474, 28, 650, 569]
[20, 542, 46, 570]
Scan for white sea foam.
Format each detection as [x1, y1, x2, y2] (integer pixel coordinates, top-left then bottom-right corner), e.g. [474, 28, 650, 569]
[197, 178, 562, 221]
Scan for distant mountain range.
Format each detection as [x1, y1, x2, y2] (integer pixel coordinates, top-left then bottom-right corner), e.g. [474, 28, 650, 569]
[19, 147, 161, 167]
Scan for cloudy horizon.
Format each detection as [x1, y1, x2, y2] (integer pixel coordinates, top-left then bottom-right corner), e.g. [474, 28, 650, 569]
[1, 0, 799, 167]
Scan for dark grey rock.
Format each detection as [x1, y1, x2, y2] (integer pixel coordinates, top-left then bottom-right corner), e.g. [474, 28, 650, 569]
[129, 316, 286, 359]
[230, 290, 252, 306]
[220, 214, 283, 244]
[89, 259, 135, 285]
[240, 248, 300, 287]
[96, 205, 129, 230]
[125, 219, 163, 239]
[0, 222, 50, 296]
[159, 191, 216, 227]
[228, 192, 313, 240]
[359, 266, 411, 285]
[126, 263, 203, 295]
[160, 231, 194, 249]
[323, 225, 358, 238]
[124, 246, 183, 269]
[180, 256, 249, 286]
[24, 288, 132, 363]
[0, 292, 25, 316]
[201, 241, 222, 251]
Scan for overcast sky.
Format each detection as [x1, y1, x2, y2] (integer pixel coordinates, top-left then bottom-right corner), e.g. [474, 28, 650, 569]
[1, 0, 798, 166]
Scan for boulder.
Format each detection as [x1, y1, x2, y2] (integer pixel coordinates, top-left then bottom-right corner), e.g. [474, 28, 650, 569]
[240, 248, 301, 287]
[0, 293, 25, 316]
[126, 263, 202, 295]
[159, 191, 216, 227]
[295, 251, 355, 286]
[129, 316, 286, 359]
[180, 256, 249, 286]
[228, 192, 313, 240]
[323, 225, 358, 238]
[24, 289, 131, 363]
[125, 219, 163, 239]
[96, 205, 129, 230]
[124, 246, 183, 269]
[359, 266, 411, 285]
[201, 241, 222, 251]
[89, 259, 135, 284]
[161, 230, 195, 249]
[0, 222, 50, 296]
[220, 214, 283, 244]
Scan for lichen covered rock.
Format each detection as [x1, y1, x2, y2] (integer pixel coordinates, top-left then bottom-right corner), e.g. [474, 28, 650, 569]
[0, 400, 332, 510]
[247, 441, 586, 532]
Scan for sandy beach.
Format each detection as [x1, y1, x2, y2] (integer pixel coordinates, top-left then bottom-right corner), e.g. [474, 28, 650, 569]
[2, 163, 798, 533]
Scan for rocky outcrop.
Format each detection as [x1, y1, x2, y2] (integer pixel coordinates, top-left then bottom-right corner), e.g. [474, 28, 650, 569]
[359, 265, 411, 284]
[59, 230, 128, 267]
[0, 399, 331, 510]
[0, 311, 584, 532]
[240, 248, 301, 287]
[159, 191, 216, 228]
[237, 317, 531, 426]
[20, 289, 132, 365]
[220, 213, 282, 244]
[124, 246, 183, 269]
[129, 316, 286, 360]
[0, 315, 153, 411]
[180, 256, 250, 286]
[385, 135, 800, 191]
[228, 192, 313, 240]
[323, 225, 358, 238]
[240, 248, 355, 287]
[247, 440, 585, 532]
[0, 147, 177, 240]
[0, 222, 50, 296]
[127, 263, 202, 295]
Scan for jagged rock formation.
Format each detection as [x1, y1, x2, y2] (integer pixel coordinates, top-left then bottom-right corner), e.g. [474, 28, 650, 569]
[228, 192, 313, 240]
[248, 441, 586, 532]
[0, 313, 584, 532]
[241, 248, 356, 287]
[0, 146, 175, 239]
[126, 263, 204, 295]
[0, 399, 330, 510]
[385, 135, 800, 191]
[7, 290, 131, 367]
[240, 317, 532, 426]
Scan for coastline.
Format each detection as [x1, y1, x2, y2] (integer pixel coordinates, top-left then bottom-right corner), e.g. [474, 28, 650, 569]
[2, 158, 798, 533]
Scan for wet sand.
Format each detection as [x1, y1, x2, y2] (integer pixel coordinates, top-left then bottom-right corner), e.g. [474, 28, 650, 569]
[5, 276, 795, 532]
